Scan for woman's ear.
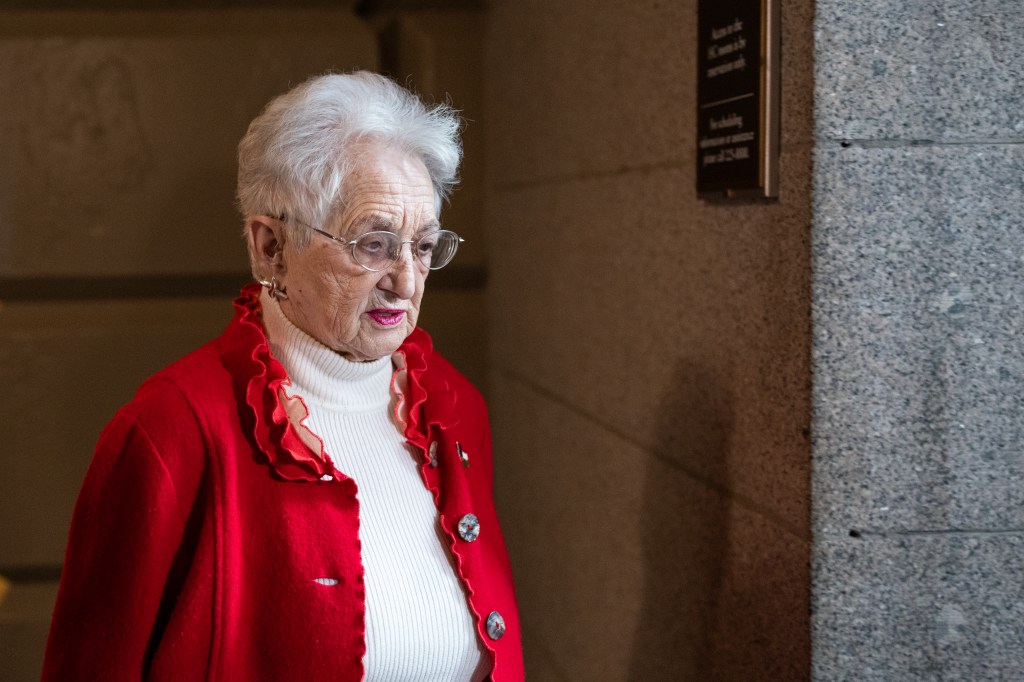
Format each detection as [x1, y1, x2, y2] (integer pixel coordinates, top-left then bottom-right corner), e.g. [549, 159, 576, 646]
[246, 216, 286, 277]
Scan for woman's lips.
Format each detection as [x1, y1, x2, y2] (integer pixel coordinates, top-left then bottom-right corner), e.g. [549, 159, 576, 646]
[366, 309, 405, 327]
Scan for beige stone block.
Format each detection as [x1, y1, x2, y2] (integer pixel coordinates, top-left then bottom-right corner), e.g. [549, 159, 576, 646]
[520, 628, 572, 682]
[483, 0, 815, 189]
[373, 9, 488, 268]
[416, 287, 487, 394]
[0, 296, 233, 565]
[487, 165, 811, 532]
[0, 290, 485, 566]
[490, 375, 655, 679]
[484, 0, 695, 187]
[490, 376, 809, 680]
[0, 582, 59, 682]
[0, 10, 376, 277]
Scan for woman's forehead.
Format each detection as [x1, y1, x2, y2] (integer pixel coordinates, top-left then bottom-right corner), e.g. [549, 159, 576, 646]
[317, 144, 437, 235]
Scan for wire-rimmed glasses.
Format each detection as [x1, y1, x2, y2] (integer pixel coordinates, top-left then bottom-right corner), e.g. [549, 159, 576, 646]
[278, 215, 464, 272]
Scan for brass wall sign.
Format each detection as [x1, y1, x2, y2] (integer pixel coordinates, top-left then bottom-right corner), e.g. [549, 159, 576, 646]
[697, 0, 780, 199]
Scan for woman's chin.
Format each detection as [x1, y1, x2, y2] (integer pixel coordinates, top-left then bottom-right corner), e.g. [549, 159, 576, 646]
[337, 323, 415, 362]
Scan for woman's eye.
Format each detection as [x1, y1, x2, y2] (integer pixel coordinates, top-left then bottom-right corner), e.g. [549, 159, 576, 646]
[417, 238, 437, 255]
[360, 238, 387, 253]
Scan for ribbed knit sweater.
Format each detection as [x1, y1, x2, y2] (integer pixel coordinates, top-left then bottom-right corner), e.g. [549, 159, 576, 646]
[261, 292, 488, 681]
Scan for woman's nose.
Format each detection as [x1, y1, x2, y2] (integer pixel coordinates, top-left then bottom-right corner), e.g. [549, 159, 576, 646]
[378, 248, 418, 299]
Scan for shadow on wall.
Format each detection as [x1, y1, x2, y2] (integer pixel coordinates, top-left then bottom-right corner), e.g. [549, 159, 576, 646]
[629, 359, 732, 680]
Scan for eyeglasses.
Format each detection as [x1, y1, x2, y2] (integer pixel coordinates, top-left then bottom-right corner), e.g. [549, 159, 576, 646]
[277, 215, 464, 272]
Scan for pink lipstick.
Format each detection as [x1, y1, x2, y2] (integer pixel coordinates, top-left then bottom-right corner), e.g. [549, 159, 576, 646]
[366, 309, 405, 327]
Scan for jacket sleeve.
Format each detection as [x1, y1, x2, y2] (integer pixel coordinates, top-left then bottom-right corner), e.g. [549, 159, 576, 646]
[42, 387, 201, 681]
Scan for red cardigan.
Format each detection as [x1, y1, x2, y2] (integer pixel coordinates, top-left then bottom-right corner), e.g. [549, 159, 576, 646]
[42, 285, 523, 681]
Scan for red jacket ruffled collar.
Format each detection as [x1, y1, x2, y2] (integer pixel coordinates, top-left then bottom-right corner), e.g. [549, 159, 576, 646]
[229, 283, 456, 482]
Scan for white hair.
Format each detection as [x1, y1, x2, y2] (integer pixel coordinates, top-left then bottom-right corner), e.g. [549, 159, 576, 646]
[237, 71, 462, 250]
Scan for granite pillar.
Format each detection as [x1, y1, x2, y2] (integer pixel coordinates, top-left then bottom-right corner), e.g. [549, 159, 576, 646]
[812, 2, 1024, 679]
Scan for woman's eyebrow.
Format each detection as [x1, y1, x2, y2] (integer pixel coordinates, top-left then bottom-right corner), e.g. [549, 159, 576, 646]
[351, 215, 395, 232]
[350, 216, 440, 233]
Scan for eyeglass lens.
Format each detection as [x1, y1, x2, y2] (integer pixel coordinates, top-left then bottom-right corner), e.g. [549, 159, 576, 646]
[352, 230, 460, 271]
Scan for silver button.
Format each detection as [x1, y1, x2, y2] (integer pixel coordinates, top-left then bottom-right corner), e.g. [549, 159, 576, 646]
[320, 474, 333, 481]
[456, 442, 470, 468]
[457, 513, 480, 542]
[428, 441, 439, 468]
[486, 611, 506, 640]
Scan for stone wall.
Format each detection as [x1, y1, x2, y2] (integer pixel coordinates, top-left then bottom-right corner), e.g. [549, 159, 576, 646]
[812, 2, 1024, 679]
[484, 0, 814, 678]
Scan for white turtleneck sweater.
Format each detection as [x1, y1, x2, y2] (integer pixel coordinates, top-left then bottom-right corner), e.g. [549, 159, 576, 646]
[260, 292, 488, 681]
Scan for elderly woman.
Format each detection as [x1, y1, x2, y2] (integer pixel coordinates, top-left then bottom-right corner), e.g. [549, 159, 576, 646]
[42, 72, 522, 681]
